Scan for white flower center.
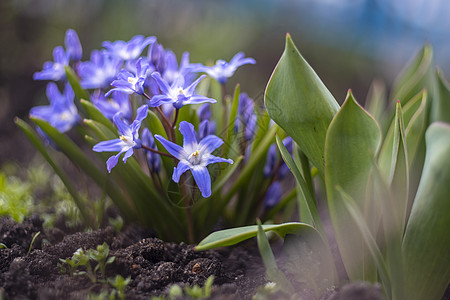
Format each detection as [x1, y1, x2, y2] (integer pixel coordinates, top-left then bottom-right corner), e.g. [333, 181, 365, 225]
[128, 77, 138, 85]
[188, 150, 201, 165]
[60, 111, 72, 120]
[120, 135, 135, 148]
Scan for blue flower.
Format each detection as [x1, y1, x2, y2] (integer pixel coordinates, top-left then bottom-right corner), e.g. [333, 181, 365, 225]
[150, 73, 216, 109]
[103, 35, 156, 61]
[263, 137, 293, 178]
[92, 91, 131, 121]
[142, 128, 160, 173]
[106, 58, 151, 96]
[65, 29, 82, 61]
[33, 46, 69, 81]
[194, 52, 255, 84]
[264, 181, 283, 207]
[79, 50, 122, 89]
[235, 93, 257, 141]
[93, 105, 148, 173]
[154, 121, 233, 198]
[30, 82, 79, 132]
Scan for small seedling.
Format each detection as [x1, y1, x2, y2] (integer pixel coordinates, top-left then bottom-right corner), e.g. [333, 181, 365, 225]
[27, 231, 40, 255]
[108, 275, 131, 300]
[0, 243, 7, 249]
[90, 242, 115, 280]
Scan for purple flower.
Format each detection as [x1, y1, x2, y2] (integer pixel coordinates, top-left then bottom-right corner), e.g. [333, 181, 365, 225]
[102, 35, 156, 61]
[92, 91, 131, 121]
[33, 46, 69, 81]
[30, 82, 79, 132]
[142, 128, 160, 173]
[235, 93, 257, 141]
[265, 181, 282, 207]
[263, 137, 293, 178]
[154, 121, 233, 198]
[79, 50, 122, 89]
[194, 52, 255, 84]
[93, 105, 148, 173]
[150, 73, 216, 109]
[106, 58, 151, 96]
[65, 29, 82, 61]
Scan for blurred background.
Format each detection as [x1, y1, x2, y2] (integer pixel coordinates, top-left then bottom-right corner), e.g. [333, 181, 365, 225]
[1, 0, 449, 166]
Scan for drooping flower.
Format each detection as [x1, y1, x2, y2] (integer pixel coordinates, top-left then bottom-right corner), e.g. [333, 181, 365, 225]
[193, 52, 255, 84]
[105, 58, 151, 96]
[30, 82, 79, 132]
[92, 91, 131, 121]
[102, 35, 156, 61]
[78, 50, 122, 89]
[142, 128, 160, 173]
[154, 121, 233, 198]
[65, 29, 82, 61]
[33, 46, 69, 81]
[149, 73, 216, 109]
[197, 104, 216, 139]
[93, 105, 148, 173]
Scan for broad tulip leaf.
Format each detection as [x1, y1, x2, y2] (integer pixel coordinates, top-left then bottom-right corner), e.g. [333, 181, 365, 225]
[402, 123, 450, 300]
[338, 187, 391, 298]
[256, 220, 294, 294]
[325, 91, 381, 281]
[276, 136, 319, 231]
[195, 222, 317, 251]
[365, 79, 386, 124]
[431, 69, 450, 123]
[391, 45, 433, 106]
[378, 91, 426, 178]
[265, 34, 339, 176]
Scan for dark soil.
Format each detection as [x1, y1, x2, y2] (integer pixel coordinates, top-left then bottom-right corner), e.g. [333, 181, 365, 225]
[0, 216, 398, 300]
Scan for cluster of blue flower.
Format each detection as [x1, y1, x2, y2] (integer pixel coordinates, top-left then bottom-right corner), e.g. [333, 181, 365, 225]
[31, 29, 289, 203]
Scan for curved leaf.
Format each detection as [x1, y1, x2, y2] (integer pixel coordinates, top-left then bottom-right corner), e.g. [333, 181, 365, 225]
[195, 222, 317, 251]
[402, 122, 450, 300]
[431, 69, 450, 123]
[265, 34, 339, 176]
[325, 90, 381, 281]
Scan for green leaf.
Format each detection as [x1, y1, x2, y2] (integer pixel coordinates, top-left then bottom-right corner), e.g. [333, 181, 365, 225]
[80, 99, 116, 133]
[29, 117, 135, 220]
[276, 135, 321, 233]
[365, 79, 386, 124]
[256, 220, 294, 294]
[402, 122, 450, 300]
[431, 69, 450, 123]
[195, 222, 317, 251]
[337, 187, 391, 298]
[225, 84, 240, 157]
[65, 66, 90, 101]
[391, 45, 433, 106]
[324, 90, 381, 281]
[265, 33, 339, 176]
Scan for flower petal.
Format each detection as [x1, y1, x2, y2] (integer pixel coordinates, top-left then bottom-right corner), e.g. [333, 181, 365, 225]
[172, 162, 190, 183]
[198, 135, 224, 154]
[93, 139, 124, 152]
[154, 134, 184, 159]
[206, 154, 233, 166]
[178, 121, 198, 152]
[113, 112, 131, 136]
[151, 72, 171, 95]
[106, 152, 122, 173]
[122, 147, 134, 162]
[191, 166, 212, 198]
[185, 75, 206, 96]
